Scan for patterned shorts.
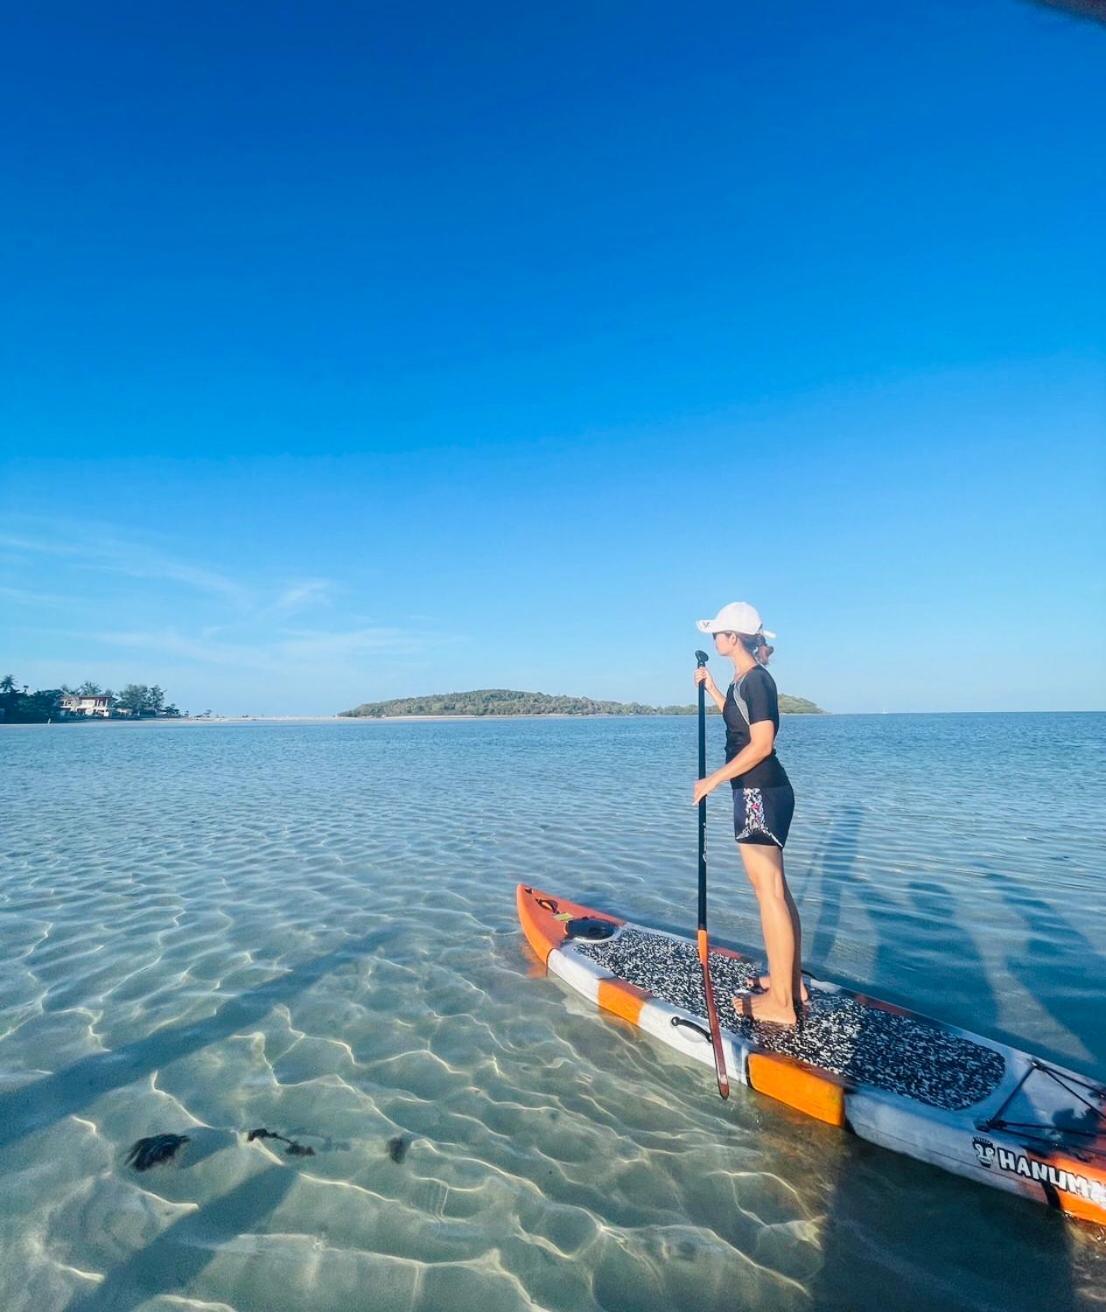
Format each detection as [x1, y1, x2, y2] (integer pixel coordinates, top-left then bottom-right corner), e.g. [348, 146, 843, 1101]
[733, 783, 795, 848]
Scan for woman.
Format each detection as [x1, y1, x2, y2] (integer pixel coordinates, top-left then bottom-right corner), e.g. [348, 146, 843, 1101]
[692, 601, 804, 1027]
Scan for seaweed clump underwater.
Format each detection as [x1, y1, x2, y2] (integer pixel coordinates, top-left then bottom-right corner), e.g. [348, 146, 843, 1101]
[125, 1134, 192, 1171]
[246, 1127, 316, 1157]
[124, 1127, 317, 1171]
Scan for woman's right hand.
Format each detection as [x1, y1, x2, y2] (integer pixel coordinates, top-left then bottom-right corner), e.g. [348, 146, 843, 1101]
[694, 667, 718, 693]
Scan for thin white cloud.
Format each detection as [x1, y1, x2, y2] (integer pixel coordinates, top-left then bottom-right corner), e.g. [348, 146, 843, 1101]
[0, 520, 248, 604]
[274, 579, 337, 611]
[94, 629, 278, 670]
[93, 625, 428, 669]
[7, 517, 451, 695]
[276, 627, 425, 659]
[0, 583, 78, 607]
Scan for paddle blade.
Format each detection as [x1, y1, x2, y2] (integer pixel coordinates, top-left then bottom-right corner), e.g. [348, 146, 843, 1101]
[697, 930, 730, 1099]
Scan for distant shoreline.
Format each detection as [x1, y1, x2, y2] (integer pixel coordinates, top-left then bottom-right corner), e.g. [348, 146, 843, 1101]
[3, 710, 828, 726]
[4, 709, 1097, 728]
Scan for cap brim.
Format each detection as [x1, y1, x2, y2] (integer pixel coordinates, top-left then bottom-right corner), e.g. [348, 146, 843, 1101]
[696, 620, 777, 638]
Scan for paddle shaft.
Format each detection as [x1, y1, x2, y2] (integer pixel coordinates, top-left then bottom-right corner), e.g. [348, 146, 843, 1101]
[697, 663, 707, 928]
[695, 649, 729, 1099]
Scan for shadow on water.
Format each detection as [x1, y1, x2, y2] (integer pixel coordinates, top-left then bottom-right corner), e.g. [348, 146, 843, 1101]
[901, 877, 999, 1033]
[804, 806, 1081, 1312]
[973, 861, 1106, 1072]
[65, 1164, 298, 1312]
[0, 927, 393, 1153]
[792, 828, 845, 969]
[797, 803, 1000, 1034]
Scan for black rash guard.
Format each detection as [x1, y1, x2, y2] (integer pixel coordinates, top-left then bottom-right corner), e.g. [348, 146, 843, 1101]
[722, 664, 791, 789]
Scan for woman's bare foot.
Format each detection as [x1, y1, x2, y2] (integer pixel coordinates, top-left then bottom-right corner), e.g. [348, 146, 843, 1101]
[757, 974, 809, 1003]
[733, 992, 798, 1027]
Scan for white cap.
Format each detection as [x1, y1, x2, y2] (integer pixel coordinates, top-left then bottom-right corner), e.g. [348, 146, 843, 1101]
[696, 601, 775, 638]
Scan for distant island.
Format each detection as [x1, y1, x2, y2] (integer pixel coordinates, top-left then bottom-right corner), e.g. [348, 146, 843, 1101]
[340, 688, 826, 718]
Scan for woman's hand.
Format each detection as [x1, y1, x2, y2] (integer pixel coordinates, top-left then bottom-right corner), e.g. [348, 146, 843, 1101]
[693, 776, 718, 806]
[693, 667, 718, 694]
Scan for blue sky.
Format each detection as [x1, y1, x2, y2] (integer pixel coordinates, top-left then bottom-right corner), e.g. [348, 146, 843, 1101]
[2, 1, 1103, 714]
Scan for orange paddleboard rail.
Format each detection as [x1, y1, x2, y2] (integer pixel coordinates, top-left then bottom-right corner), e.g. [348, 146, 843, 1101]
[516, 884, 622, 968]
[747, 1052, 848, 1127]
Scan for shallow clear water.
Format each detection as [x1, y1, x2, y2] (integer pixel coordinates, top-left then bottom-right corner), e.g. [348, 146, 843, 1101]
[2, 713, 1104, 1311]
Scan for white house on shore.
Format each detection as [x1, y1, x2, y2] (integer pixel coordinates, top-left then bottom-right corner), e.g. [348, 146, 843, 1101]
[60, 694, 112, 718]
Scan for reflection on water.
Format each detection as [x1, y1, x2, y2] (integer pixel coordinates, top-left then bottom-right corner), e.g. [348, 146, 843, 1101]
[1, 713, 1103, 1311]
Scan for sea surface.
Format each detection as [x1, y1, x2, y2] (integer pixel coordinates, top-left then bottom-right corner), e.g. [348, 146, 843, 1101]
[1, 712, 1104, 1312]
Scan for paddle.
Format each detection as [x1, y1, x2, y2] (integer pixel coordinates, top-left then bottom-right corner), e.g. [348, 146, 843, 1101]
[696, 649, 730, 1099]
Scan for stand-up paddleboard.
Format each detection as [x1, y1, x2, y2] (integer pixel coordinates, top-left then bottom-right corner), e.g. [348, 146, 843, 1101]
[518, 884, 1106, 1227]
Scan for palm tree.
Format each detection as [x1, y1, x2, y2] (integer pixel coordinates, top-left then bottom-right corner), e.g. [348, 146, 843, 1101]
[0, 674, 17, 695]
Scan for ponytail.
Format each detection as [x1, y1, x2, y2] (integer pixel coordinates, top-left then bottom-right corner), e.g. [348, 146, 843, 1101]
[739, 632, 774, 666]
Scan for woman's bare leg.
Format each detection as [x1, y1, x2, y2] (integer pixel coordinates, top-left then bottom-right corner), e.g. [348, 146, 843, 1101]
[733, 842, 803, 1025]
[757, 881, 808, 1001]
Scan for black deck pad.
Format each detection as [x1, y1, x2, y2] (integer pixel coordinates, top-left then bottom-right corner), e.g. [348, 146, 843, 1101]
[574, 927, 1005, 1112]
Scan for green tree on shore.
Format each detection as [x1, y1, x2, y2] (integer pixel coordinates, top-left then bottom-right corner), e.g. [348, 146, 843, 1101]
[0, 684, 64, 722]
[0, 676, 177, 723]
[115, 684, 166, 716]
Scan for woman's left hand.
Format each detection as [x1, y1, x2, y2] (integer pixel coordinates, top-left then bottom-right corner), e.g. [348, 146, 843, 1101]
[692, 777, 716, 806]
